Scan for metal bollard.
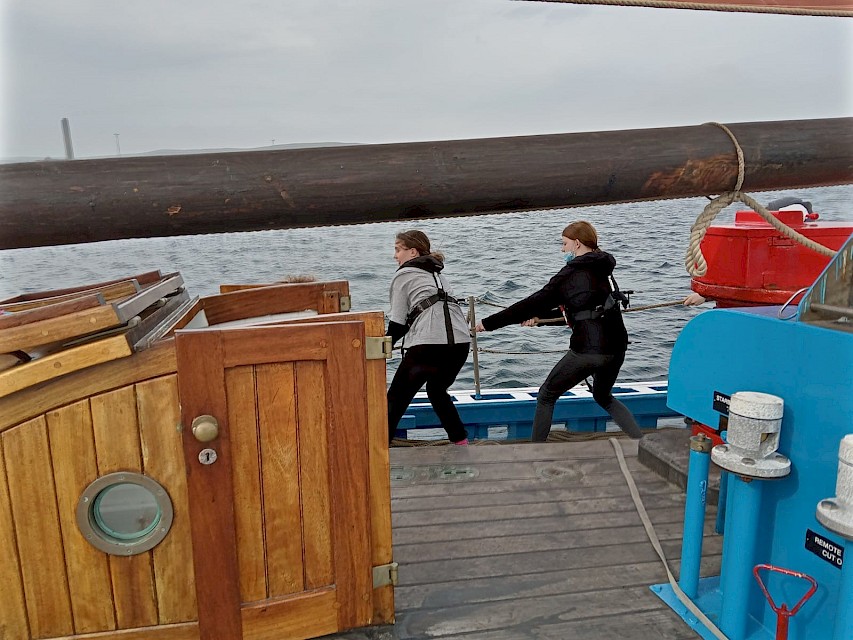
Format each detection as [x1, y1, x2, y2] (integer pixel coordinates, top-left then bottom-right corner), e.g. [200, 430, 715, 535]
[816, 433, 853, 640]
[680, 433, 712, 599]
[712, 392, 792, 639]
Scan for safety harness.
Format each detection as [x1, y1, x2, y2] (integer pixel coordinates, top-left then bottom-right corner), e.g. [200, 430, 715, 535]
[405, 273, 461, 344]
[571, 274, 631, 323]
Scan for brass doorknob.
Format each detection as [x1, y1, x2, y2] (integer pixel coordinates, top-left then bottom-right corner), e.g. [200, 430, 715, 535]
[191, 415, 219, 442]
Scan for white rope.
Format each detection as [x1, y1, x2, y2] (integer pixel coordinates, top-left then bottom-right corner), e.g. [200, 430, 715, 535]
[685, 123, 837, 277]
[609, 438, 729, 640]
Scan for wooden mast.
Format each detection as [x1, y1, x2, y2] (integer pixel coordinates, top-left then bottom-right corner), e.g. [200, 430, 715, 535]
[1, 118, 851, 250]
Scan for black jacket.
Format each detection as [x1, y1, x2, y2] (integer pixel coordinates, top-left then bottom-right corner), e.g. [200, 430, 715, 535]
[481, 251, 628, 354]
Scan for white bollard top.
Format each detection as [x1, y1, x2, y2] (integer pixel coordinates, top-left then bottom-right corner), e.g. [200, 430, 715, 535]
[729, 391, 784, 421]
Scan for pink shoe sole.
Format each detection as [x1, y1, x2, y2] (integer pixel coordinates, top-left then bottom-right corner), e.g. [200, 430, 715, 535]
[454, 438, 469, 446]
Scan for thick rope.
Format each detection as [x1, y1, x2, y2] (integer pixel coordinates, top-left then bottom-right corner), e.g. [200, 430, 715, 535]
[685, 123, 837, 277]
[609, 438, 730, 640]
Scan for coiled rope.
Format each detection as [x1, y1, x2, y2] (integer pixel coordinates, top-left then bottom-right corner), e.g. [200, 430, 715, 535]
[685, 122, 837, 277]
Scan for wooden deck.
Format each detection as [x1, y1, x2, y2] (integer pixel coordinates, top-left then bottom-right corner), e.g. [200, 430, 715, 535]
[328, 438, 720, 640]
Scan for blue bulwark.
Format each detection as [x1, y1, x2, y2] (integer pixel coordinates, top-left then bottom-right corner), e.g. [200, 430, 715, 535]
[395, 381, 677, 440]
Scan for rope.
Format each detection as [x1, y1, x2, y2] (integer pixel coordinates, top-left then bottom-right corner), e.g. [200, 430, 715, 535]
[685, 123, 836, 277]
[478, 346, 569, 355]
[609, 437, 730, 640]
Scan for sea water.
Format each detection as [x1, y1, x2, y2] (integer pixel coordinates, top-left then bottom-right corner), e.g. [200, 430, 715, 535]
[1, 185, 851, 389]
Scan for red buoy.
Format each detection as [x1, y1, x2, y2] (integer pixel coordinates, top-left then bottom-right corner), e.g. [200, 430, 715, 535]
[691, 209, 853, 307]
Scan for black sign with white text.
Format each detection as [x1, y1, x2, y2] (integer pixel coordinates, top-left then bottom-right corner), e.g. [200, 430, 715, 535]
[805, 529, 844, 569]
[713, 391, 731, 415]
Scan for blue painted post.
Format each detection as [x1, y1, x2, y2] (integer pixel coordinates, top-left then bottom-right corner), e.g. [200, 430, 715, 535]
[719, 475, 763, 640]
[715, 430, 729, 535]
[832, 547, 853, 640]
[680, 433, 713, 599]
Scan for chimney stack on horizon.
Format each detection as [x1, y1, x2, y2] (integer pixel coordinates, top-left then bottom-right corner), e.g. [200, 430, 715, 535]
[61, 118, 74, 160]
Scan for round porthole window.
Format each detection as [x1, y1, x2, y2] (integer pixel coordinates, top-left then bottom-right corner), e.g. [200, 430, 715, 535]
[77, 472, 174, 555]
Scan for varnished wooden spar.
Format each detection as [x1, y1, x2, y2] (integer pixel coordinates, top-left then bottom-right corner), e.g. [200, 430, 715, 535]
[531, 0, 853, 18]
[1, 118, 851, 250]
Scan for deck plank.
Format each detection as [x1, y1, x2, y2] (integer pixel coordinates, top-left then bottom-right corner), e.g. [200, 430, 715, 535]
[325, 438, 720, 640]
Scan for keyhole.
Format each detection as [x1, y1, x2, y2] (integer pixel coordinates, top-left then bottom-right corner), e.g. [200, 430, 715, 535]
[198, 448, 218, 465]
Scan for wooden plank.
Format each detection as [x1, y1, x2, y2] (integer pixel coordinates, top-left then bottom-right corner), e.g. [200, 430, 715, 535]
[220, 324, 328, 368]
[256, 362, 304, 597]
[175, 330, 243, 640]
[395, 520, 711, 565]
[390, 438, 640, 464]
[326, 322, 373, 629]
[393, 491, 685, 528]
[225, 365, 267, 603]
[241, 589, 338, 640]
[0, 280, 141, 313]
[137, 375, 198, 624]
[389, 457, 657, 498]
[0, 293, 105, 331]
[389, 457, 652, 490]
[0, 271, 162, 304]
[0, 436, 29, 640]
[407, 595, 700, 640]
[47, 401, 116, 634]
[361, 313, 394, 624]
[402, 526, 723, 586]
[0, 338, 176, 433]
[395, 557, 722, 612]
[3, 417, 74, 637]
[52, 621, 199, 640]
[201, 282, 349, 326]
[391, 478, 676, 513]
[0, 333, 134, 399]
[392, 506, 688, 545]
[295, 361, 333, 590]
[91, 386, 159, 630]
[0, 304, 122, 353]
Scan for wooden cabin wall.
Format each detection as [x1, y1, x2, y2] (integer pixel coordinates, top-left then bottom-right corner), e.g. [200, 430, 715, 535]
[0, 375, 197, 640]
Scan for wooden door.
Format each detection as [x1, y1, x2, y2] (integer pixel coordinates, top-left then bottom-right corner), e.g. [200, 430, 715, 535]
[176, 320, 374, 640]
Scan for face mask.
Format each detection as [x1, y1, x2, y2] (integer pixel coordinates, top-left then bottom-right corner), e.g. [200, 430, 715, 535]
[563, 251, 575, 263]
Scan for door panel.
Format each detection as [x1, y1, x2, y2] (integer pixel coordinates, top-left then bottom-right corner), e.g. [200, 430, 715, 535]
[176, 320, 374, 640]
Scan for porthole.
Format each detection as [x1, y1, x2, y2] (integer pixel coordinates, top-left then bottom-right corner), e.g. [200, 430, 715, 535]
[76, 472, 174, 555]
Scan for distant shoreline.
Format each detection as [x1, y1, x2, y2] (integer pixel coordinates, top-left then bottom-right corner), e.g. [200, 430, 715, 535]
[0, 141, 361, 164]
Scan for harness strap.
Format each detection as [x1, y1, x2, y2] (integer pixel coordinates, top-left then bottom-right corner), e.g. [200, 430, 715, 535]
[404, 274, 460, 344]
[571, 274, 628, 323]
[405, 292, 461, 325]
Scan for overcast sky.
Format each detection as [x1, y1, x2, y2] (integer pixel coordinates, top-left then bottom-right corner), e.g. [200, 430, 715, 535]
[2, 0, 851, 160]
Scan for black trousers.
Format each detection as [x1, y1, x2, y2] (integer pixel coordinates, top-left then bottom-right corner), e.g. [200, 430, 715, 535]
[531, 349, 643, 442]
[387, 343, 470, 443]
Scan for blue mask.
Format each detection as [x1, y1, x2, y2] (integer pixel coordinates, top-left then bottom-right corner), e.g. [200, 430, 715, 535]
[563, 252, 575, 263]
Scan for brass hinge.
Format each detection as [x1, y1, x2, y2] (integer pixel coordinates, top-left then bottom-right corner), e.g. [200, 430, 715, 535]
[340, 295, 352, 312]
[373, 562, 398, 588]
[365, 336, 392, 360]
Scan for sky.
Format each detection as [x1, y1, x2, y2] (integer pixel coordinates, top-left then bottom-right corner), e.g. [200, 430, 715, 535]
[1, 0, 851, 160]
